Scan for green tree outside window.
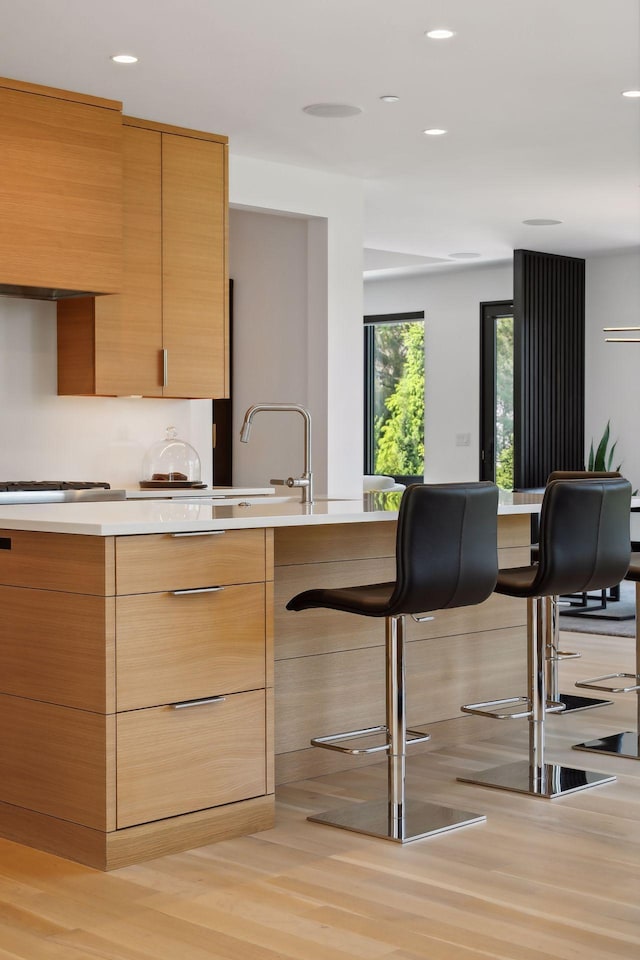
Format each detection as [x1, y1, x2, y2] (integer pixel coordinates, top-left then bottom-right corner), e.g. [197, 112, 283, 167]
[373, 321, 425, 477]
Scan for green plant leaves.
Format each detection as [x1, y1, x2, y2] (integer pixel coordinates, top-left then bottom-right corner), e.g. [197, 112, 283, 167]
[588, 420, 622, 472]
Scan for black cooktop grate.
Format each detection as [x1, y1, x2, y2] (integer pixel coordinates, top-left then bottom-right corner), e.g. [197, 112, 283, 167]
[0, 481, 111, 491]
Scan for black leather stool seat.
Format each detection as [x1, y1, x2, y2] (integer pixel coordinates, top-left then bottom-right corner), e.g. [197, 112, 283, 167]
[494, 566, 538, 596]
[459, 476, 632, 799]
[626, 560, 640, 582]
[286, 481, 499, 843]
[288, 582, 395, 616]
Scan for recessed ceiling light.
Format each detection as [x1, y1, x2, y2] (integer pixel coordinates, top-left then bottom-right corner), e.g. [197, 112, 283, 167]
[622, 89, 640, 98]
[380, 95, 400, 103]
[425, 29, 455, 40]
[423, 128, 447, 136]
[449, 252, 481, 259]
[302, 103, 362, 118]
[110, 54, 138, 64]
[522, 218, 563, 226]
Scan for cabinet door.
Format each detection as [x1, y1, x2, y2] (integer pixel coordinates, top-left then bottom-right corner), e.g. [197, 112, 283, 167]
[162, 134, 228, 399]
[115, 529, 266, 594]
[0, 694, 114, 830]
[116, 582, 266, 710]
[94, 125, 163, 396]
[117, 690, 266, 827]
[57, 118, 229, 398]
[0, 82, 122, 296]
[58, 125, 163, 397]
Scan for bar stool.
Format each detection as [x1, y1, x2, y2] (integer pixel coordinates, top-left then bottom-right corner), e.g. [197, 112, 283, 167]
[542, 470, 621, 714]
[573, 557, 640, 759]
[286, 482, 499, 843]
[459, 477, 631, 798]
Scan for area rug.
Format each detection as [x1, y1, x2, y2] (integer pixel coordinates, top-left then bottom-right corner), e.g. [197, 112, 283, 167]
[559, 579, 636, 637]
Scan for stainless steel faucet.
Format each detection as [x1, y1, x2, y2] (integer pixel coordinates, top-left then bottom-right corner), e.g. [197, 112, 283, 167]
[239, 403, 313, 504]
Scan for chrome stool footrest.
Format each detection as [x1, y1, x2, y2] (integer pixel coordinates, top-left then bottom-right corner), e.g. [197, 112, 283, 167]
[311, 724, 431, 756]
[575, 673, 640, 694]
[461, 696, 566, 720]
[548, 649, 581, 661]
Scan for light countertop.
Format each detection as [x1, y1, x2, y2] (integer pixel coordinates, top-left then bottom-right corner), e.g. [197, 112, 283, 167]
[0, 490, 548, 537]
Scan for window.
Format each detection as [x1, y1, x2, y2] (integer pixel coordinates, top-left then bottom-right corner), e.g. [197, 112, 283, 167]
[479, 301, 514, 489]
[363, 311, 425, 484]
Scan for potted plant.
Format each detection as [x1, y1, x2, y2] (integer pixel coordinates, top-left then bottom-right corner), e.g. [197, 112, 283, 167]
[587, 420, 621, 472]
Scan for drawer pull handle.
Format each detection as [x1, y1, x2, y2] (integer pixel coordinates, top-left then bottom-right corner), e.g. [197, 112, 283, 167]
[172, 696, 226, 710]
[170, 530, 226, 538]
[170, 586, 225, 596]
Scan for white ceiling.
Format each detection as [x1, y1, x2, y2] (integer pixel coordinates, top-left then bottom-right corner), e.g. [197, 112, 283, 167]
[1, 0, 639, 272]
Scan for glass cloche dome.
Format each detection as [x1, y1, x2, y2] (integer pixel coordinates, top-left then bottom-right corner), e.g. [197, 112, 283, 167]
[140, 427, 204, 488]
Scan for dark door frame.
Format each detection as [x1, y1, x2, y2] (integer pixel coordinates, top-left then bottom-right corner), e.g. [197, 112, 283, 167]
[363, 310, 425, 483]
[479, 299, 514, 482]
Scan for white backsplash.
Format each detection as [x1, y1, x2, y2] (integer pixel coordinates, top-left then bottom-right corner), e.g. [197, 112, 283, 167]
[0, 297, 213, 487]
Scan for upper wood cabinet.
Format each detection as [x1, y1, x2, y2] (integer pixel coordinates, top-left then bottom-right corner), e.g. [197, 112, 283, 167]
[57, 116, 229, 399]
[0, 77, 122, 299]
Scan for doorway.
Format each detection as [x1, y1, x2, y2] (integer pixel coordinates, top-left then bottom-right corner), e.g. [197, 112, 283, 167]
[480, 300, 514, 488]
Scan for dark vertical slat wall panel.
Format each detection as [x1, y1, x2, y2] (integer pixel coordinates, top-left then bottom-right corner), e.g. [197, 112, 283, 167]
[513, 249, 585, 489]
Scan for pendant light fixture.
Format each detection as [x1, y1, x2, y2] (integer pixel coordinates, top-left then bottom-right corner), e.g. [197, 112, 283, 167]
[603, 326, 640, 342]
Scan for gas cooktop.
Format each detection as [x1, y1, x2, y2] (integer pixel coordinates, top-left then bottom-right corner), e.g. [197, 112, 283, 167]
[0, 482, 127, 504]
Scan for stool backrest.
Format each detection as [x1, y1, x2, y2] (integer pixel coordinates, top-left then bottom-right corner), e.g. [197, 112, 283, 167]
[389, 482, 499, 615]
[535, 477, 631, 596]
[547, 470, 621, 482]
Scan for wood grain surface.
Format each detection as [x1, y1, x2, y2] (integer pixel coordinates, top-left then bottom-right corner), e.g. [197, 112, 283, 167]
[0, 630, 636, 957]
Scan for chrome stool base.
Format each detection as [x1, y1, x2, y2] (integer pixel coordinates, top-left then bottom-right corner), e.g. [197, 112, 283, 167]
[308, 798, 485, 843]
[557, 692, 613, 713]
[308, 614, 485, 843]
[574, 732, 640, 760]
[459, 596, 617, 799]
[458, 760, 615, 799]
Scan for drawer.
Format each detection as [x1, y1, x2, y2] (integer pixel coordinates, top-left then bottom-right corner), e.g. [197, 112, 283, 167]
[116, 582, 266, 710]
[0, 529, 114, 594]
[116, 690, 266, 827]
[115, 528, 266, 594]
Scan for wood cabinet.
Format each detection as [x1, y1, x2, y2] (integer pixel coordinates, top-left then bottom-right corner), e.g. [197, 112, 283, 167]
[57, 117, 228, 399]
[0, 76, 122, 299]
[117, 690, 266, 827]
[0, 527, 273, 869]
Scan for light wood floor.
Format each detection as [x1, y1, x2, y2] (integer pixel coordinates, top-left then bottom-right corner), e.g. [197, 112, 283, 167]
[0, 630, 638, 959]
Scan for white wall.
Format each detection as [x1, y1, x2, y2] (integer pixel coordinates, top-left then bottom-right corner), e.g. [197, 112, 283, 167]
[585, 249, 640, 492]
[0, 297, 211, 487]
[364, 263, 513, 482]
[229, 209, 310, 485]
[230, 155, 364, 498]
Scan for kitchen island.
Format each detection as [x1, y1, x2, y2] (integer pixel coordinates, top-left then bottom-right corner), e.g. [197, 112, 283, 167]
[0, 494, 538, 868]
